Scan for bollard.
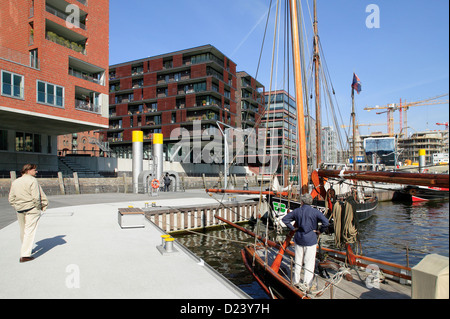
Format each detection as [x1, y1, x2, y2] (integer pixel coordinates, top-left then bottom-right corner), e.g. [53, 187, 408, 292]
[164, 237, 175, 253]
[161, 234, 171, 246]
[418, 149, 426, 173]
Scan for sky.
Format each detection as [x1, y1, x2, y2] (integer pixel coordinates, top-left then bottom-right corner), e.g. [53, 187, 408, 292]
[109, 0, 449, 138]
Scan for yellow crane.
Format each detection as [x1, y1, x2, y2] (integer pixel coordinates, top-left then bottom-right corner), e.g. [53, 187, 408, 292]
[364, 94, 449, 137]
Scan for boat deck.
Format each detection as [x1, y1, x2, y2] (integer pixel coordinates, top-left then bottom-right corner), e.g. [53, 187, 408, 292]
[252, 245, 411, 299]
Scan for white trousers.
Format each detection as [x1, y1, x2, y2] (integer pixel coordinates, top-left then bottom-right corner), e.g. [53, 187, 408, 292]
[294, 244, 317, 286]
[16, 208, 41, 257]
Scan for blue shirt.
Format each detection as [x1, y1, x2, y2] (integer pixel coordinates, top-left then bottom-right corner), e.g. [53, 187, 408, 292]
[281, 204, 329, 246]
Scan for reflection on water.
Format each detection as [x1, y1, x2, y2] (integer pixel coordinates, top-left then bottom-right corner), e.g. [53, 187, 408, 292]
[173, 200, 449, 298]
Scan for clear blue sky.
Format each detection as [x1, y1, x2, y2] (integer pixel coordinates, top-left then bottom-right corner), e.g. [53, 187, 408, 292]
[110, 0, 449, 137]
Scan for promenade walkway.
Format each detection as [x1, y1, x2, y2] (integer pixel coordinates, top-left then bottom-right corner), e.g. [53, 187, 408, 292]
[0, 190, 250, 299]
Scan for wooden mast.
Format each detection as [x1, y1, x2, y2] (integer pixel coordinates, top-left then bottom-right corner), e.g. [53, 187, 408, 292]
[351, 86, 357, 170]
[313, 0, 321, 169]
[289, 0, 308, 194]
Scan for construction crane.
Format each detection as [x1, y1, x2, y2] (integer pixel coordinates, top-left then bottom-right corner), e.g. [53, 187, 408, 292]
[364, 94, 449, 137]
[436, 122, 449, 130]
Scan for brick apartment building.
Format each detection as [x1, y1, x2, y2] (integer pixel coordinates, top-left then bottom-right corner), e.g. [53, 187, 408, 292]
[0, 0, 109, 172]
[104, 45, 265, 164]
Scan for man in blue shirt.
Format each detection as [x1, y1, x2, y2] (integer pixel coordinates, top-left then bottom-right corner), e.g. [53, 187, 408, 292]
[282, 193, 329, 289]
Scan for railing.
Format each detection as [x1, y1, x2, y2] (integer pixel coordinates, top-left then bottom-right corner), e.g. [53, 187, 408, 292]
[46, 32, 86, 55]
[69, 68, 103, 85]
[75, 99, 100, 113]
[0, 45, 39, 69]
[46, 5, 87, 30]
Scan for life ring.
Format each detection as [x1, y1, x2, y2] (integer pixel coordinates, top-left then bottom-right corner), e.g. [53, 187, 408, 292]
[151, 179, 160, 189]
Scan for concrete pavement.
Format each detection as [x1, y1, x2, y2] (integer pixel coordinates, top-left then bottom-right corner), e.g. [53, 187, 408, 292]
[0, 190, 251, 299]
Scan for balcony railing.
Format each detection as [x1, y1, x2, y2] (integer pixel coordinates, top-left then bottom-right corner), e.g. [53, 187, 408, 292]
[0, 45, 39, 69]
[46, 31, 86, 55]
[46, 5, 87, 30]
[75, 98, 100, 113]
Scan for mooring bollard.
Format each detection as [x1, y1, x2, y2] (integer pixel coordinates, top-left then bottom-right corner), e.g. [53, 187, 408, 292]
[164, 237, 175, 253]
[161, 234, 171, 246]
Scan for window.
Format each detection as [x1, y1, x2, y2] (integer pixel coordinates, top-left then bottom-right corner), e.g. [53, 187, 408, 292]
[29, 49, 39, 69]
[1, 71, 24, 99]
[0, 130, 7, 151]
[37, 80, 64, 107]
[15, 132, 41, 153]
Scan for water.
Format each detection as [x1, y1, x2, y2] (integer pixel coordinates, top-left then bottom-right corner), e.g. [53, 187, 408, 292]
[173, 200, 449, 298]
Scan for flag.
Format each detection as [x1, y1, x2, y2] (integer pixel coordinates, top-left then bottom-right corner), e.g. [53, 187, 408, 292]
[352, 73, 362, 94]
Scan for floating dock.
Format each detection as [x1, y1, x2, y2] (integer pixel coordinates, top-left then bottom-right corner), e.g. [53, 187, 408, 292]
[0, 191, 251, 299]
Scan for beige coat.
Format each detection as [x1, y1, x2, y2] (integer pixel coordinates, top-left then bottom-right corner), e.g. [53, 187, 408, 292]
[8, 174, 49, 212]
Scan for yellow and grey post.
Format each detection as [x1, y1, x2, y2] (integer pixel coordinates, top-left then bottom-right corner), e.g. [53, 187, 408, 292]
[153, 133, 163, 183]
[419, 149, 426, 173]
[132, 130, 143, 193]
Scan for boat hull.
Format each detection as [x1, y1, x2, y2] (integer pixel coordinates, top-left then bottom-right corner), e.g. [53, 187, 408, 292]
[269, 195, 378, 223]
[392, 185, 449, 202]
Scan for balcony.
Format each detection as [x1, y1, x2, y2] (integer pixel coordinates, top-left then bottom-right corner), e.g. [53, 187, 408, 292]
[46, 3, 87, 30]
[0, 45, 39, 69]
[75, 86, 101, 113]
[46, 19, 87, 54]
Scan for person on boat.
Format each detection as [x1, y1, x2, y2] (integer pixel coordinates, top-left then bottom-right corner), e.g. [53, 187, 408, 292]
[281, 193, 329, 290]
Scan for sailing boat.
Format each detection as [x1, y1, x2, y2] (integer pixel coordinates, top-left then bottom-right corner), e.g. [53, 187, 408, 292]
[206, 0, 448, 300]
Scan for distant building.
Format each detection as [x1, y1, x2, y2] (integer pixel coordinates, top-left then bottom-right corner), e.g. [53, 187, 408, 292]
[398, 130, 447, 164]
[322, 126, 338, 163]
[104, 45, 243, 163]
[0, 0, 110, 172]
[263, 90, 298, 175]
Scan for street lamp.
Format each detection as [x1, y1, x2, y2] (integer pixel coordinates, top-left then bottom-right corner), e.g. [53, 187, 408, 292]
[216, 121, 243, 190]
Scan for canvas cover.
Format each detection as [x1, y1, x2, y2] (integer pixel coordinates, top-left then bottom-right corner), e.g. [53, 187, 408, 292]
[412, 254, 449, 299]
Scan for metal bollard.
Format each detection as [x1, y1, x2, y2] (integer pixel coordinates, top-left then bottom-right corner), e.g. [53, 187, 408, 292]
[161, 234, 171, 246]
[164, 237, 175, 253]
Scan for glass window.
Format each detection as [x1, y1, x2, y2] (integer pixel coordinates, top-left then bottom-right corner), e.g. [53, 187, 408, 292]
[2, 72, 12, 96]
[2, 71, 24, 99]
[37, 80, 64, 107]
[47, 83, 54, 105]
[15, 132, 24, 151]
[0, 130, 7, 151]
[37, 81, 46, 103]
[56, 86, 63, 106]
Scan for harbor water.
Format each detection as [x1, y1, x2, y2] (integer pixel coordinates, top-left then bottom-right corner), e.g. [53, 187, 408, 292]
[173, 199, 449, 298]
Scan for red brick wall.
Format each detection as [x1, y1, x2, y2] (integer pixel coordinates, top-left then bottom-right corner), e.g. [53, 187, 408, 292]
[0, 0, 109, 128]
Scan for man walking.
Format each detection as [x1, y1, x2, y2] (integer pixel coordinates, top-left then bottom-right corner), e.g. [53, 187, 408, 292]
[281, 193, 328, 289]
[163, 172, 171, 192]
[9, 164, 48, 263]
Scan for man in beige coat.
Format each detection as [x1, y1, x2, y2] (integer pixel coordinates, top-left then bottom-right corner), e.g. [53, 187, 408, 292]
[9, 164, 49, 263]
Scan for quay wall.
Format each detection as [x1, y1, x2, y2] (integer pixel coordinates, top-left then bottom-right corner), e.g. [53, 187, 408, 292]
[0, 173, 396, 201]
[0, 174, 260, 197]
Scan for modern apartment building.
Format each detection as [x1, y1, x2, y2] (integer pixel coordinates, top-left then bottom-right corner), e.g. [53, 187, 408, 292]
[322, 126, 338, 163]
[235, 71, 264, 130]
[262, 90, 299, 176]
[104, 45, 241, 163]
[0, 0, 110, 172]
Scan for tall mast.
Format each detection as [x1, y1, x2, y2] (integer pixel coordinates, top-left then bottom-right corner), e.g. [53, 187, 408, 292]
[352, 87, 357, 170]
[313, 0, 321, 168]
[289, 0, 308, 194]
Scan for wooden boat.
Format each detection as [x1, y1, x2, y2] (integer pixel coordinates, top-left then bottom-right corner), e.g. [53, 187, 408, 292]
[208, 0, 447, 300]
[392, 185, 449, 203]
[216, 215, 411, 299]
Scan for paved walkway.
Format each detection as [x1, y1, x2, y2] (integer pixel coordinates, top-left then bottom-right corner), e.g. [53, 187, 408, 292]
[0, 190, 251, 299]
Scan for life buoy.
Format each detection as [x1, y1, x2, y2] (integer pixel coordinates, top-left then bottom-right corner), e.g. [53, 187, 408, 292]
[151, 179, 160, 189]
